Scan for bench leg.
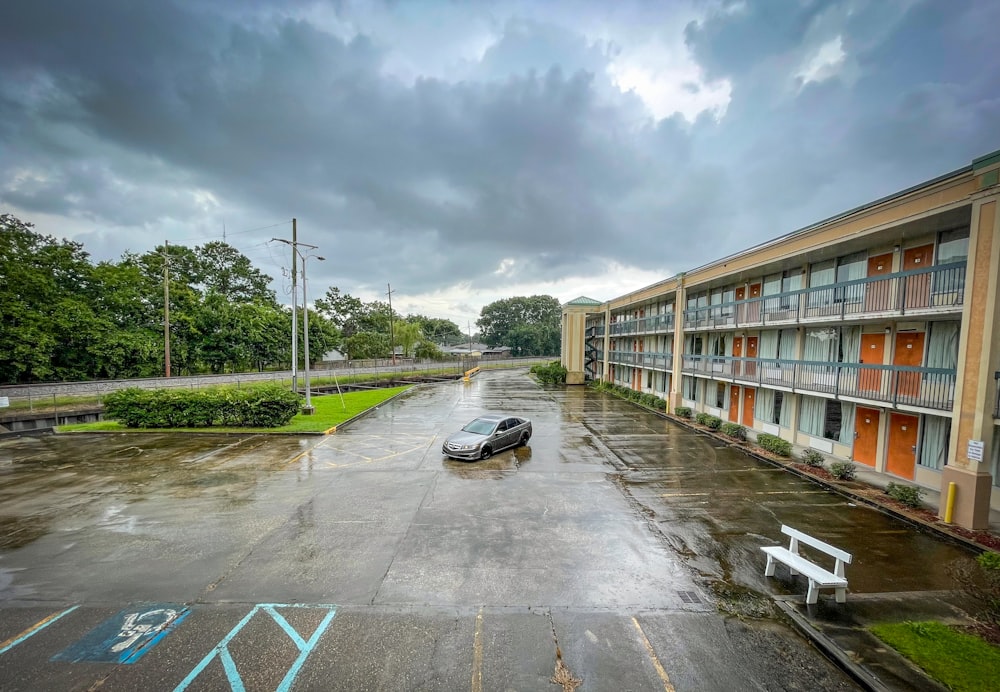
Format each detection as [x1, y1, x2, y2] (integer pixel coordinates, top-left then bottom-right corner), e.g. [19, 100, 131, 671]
[764, 554, 776, 577]
[835, 587, 847, 603]
[806, 581, 819, 605]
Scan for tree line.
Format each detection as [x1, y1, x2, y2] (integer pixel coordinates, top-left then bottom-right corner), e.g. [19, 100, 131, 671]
[0, 213, 562, 384]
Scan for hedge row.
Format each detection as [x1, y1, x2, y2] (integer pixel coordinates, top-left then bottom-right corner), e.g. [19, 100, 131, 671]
[590, 380, 668, 411]
[104, 386, 302, 428]
[756, 433, 792, 456]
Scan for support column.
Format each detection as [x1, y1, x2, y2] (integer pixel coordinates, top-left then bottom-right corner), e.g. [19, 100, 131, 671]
[602, 307, 611, 382]
[669, 280, 686, 410]
[942, 177, 1000, 528]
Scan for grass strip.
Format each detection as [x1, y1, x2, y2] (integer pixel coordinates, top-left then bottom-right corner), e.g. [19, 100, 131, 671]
[57, 386, 411, 434]
[869, 620, 1000, 691]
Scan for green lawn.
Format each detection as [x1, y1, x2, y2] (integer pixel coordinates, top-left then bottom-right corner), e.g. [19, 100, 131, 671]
[869, 620, 1000, 691]
[57, 386, 412, 435]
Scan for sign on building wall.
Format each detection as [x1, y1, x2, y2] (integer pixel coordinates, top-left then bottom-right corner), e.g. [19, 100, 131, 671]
[967, 439, 985, 462]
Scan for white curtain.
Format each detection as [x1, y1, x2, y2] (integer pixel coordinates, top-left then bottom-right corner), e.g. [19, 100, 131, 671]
[919, 416, 950, 470]
[838, 402, 856, 444]
[841, 326, 861, 363]
[759, 330, 779, 359]
[804, 329, 837, 361]
[778, 392, 792, 428]
[755, 388, 775, 421]
[926, 322, 959, 369]
[799, 396, 825, 436]
[778, 329, 797, 360]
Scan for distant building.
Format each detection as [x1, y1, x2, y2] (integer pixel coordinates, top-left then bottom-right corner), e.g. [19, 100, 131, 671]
[441, 343, 512, 359]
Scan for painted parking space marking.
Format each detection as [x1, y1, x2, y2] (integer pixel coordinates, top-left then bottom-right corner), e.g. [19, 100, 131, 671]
[52, 603, 189, 664]
[0, 606, 79, 655]
[174, 603, 337, 692]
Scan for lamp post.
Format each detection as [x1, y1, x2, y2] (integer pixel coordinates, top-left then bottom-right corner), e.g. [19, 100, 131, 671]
[301, 253, 325, 415]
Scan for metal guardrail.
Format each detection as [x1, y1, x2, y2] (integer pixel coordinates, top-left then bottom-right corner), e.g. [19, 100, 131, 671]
[682, 262, 966, 329]
[0, 357, 550, 408]
[608, 313, 675, 337]
[606, 351, 672, 370]
[680, 355, 955, 411]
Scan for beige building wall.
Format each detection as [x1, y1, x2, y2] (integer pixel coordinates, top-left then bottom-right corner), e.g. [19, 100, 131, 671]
[559, 149, 1000, 530]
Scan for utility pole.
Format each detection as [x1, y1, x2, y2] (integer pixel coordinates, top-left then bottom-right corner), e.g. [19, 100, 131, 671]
[272, 232, 320, 409]
[163, 240, 171, 378]
[387, 283, 396, 365]
[290, 218, 298, 392]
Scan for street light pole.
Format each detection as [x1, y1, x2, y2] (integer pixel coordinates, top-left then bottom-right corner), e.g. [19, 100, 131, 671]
[301, 253, 325, 415]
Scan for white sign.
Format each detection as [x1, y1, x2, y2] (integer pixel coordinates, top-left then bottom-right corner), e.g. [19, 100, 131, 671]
[967, 439, 985, 462]
[0, 397, 8, 408]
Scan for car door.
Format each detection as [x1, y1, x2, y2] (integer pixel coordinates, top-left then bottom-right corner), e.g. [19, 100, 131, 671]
[501, 418, 519, 449]
[492, 419, 509, 449]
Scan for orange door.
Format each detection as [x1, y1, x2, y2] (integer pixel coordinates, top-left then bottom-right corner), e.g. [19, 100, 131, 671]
[745, 336, 758, 378]
[887, 413, 918, 478]
[742, 387, 755, 428]
[746, 283, 762, 322]
[859, 333, 885, 393]
[893, 332, 925, 399]
[736, 286, 747, 323]
[865, 253, 893, 312]
[854, 407, 880, 467]
[729, 386, 740, 422]
[903, 245, 933, 308]
[732, 337, 743, 377]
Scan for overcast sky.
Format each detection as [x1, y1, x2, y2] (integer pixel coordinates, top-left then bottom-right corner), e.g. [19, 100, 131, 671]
[2, 0, 998, 327]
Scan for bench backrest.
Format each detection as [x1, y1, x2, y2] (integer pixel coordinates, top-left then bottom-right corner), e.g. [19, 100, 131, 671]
[781, 525, 852, 565]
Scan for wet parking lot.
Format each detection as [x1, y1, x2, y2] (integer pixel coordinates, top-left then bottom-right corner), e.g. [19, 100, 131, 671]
[0, 369, 975, 690]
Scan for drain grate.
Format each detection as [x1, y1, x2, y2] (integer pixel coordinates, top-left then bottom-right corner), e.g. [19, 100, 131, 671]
[677, 590, 701, 604]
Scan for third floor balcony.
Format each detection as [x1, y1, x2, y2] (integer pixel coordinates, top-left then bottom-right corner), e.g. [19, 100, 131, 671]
[683, 261, 966, 330]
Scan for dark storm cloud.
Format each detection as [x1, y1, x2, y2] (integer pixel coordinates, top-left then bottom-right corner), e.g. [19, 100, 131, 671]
[1, 0, 998, 307]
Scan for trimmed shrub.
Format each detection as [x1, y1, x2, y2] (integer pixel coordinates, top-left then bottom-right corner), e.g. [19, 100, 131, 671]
[756, 433, 791, 456]
[655, 397, 667, 412]
[721, 423, 746, 440]
[695, 412, 712, 425]
[829, 461, 857, 480]
[104, 385, 301, 428]
[533, 361, 567, 384]
[885, 482, 924, 508]
[706, 416, 722, 430]
[674, 406, 692, 419]
[800, 449, 825, 467]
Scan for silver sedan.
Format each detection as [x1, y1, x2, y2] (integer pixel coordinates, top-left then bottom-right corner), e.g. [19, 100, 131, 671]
[441, 414, 532, 460]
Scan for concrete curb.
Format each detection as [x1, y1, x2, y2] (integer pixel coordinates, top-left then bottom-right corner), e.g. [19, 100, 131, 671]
[774, 599, 892, 692]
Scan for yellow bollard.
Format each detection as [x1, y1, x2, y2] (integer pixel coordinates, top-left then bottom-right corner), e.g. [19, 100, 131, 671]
[944, 481, 957, 523]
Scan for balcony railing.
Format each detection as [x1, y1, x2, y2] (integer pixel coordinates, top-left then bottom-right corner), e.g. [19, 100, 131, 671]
[608, 313, 675, 336]
[683, 262, 966, 329]
[607, 350, 673, 370]
[681, 355, 955, 411]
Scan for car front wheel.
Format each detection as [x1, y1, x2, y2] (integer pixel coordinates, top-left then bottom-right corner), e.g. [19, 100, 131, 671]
[519, 432, 530, 446]
[479, 446, 492, 460]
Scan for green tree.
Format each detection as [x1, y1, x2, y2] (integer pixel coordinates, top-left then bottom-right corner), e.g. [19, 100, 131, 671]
[0, 214, 107, 382]
[477, 295, 561, 355]
[405, 315, 464, 345]
[194, 241, 276, 304]
[344, 332, 390, 359]
[394, 321, 422, 357]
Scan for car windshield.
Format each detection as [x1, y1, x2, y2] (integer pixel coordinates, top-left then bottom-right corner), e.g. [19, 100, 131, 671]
[462, 419, 497, 435]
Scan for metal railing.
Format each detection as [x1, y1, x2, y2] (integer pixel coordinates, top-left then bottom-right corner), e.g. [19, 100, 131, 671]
[681, 355, 955, 411]
[607, 350, 673, 371]
[682, 262, 966, 329]
[608, 313, 675, 336]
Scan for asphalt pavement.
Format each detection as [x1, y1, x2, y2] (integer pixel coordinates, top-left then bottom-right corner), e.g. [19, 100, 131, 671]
[0, 369, 988, 690]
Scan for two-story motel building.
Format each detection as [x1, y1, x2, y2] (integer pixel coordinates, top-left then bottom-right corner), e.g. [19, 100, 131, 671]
[561, 149, 1000, 531]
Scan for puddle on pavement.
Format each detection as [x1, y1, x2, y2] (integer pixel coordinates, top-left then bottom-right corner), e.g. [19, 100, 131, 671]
[0, 515, 52, 550]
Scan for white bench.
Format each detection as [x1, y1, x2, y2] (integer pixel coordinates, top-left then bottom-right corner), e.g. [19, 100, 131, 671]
[761, 525, 852, 604]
